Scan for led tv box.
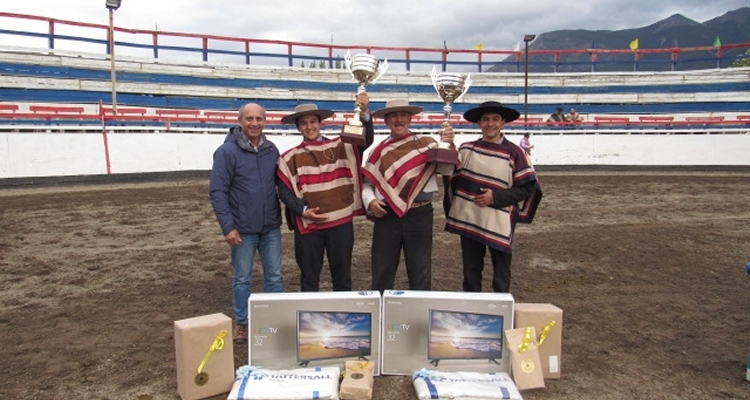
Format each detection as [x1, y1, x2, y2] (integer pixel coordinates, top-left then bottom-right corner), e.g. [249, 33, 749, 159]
[381, 290, 514, 375]
[248, 291, 381, 375]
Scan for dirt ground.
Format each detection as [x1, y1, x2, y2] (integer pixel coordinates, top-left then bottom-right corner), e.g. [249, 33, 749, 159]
[1, 170, 750, 400]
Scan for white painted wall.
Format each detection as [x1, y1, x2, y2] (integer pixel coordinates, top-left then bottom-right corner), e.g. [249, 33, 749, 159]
[1, 132, 748, 179]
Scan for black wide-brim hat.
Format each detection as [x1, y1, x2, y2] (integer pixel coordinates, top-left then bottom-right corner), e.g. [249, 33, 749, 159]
[463, 101, 520, 123]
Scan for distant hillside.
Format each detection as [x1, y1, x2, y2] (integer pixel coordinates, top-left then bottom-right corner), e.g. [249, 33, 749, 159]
[489, 7, 750, 72]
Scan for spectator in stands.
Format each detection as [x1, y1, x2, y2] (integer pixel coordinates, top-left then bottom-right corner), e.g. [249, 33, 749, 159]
[520, 132, 534, 156]
[566, 107, 583, 123]
[209, 103, 284, 344]
[276, 93, 374, 292]
[362, 99, 456, 292]
[445, 101, 543, 293]
[546, 107, 566, 124]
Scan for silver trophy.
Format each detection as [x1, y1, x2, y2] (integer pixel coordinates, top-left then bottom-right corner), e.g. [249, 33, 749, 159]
[429, 66, 472, 163]
[341, 51, 388, 145]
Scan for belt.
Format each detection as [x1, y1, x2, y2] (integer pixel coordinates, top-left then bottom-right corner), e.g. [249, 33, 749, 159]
[410, 200, 432, 209]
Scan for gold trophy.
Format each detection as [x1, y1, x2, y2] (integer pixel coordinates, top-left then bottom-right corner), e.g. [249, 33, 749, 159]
[428, 66, 472, 164]
[341, 51, 388, 145]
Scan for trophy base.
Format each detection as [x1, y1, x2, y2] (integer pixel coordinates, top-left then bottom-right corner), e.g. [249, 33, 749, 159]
[427, 147, 459, 165]
[340, 124, 366, 146]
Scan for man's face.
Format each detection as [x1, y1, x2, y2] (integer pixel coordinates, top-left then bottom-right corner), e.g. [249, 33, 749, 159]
[478, 112, 505, 142]
[384, 110, 413, 138]
[297, 114, 322, 142]
[239, 104, 265, 142]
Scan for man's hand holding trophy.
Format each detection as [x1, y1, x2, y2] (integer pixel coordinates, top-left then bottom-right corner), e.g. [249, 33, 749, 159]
[428, 66, 471, 165]
[341, 51, 388, 146]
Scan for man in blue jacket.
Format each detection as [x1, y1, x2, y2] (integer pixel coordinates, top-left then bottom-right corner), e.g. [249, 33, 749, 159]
[209, 102, 283, 343]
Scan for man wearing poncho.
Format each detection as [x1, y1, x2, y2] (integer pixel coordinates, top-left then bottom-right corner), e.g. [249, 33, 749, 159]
[276, 95, 375, 291]
[362, 99, 456, 292]
[445, 101, 542, 293]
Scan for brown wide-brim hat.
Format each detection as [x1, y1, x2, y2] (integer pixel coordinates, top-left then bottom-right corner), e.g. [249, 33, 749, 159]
[281, 104, 335, 125]
[463, 101, 521, 123]
[372, 99, 424, 119]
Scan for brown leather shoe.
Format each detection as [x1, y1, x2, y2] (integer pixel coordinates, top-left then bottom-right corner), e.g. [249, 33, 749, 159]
[233, 324, 248, 343]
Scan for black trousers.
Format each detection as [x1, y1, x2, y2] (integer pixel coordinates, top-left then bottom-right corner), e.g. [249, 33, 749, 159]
[294, 221, 353, 291]
[460, 235, 512, 293]
[370, 204, 433, 292]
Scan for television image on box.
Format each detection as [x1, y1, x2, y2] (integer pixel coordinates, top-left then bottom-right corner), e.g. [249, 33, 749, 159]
[296, 311, 372, 366]
[428, 309, 504, 367]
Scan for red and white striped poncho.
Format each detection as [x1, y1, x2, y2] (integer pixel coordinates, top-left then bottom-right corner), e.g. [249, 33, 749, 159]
[277, 137, 365, 234]
[362, 133, 438, 218]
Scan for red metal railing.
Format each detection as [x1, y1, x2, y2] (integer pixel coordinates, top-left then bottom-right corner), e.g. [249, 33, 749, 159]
[0, 101, 748, 135]
[1, 12, 748, 72]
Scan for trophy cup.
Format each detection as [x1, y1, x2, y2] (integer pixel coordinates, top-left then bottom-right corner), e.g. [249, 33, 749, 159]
[341, 51, 388, 145]
[428, 66, 472, 164]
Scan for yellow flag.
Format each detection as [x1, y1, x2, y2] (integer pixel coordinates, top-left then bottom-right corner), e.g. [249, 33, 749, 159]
[629, 38, 639, 50]
[474, 42, 484, 51]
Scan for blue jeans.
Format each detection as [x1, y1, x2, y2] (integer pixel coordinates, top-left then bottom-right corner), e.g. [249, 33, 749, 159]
[231, 227, 283, 325]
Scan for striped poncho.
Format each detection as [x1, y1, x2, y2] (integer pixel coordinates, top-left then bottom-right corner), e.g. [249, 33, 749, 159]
[445, 138, 542, 253]
[276, 137, 365, 234]
[362, 133, 438, 217]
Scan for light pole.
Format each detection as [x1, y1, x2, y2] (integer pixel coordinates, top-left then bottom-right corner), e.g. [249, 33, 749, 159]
[106, 0, 122, 115]
[523, 34, 536, 124]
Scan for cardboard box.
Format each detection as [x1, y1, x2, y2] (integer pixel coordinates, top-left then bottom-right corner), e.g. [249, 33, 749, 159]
[514, 303, 563, 379]
[381, 290, 514, 375]
[174, 313, 234, 400]
[248, 291, 382, 375]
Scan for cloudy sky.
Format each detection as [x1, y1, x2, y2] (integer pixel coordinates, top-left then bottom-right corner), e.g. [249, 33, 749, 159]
[1, 0, 745, 51]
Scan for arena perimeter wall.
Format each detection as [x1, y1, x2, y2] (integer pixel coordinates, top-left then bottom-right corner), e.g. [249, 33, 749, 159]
[1, 132, 749, 181]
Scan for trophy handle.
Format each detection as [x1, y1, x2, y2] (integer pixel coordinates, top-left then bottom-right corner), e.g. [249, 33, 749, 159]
[456, 74, 472, 103]
[430, 66, 439, 92]
[371, 59, 389, 84]
[344, 51, 354, 77]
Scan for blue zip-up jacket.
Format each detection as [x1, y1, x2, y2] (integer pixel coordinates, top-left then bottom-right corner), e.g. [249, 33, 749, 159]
[209, 127, 281, 235]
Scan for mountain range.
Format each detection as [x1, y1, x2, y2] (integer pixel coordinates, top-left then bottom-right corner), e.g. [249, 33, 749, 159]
[489, 7, 750, 72]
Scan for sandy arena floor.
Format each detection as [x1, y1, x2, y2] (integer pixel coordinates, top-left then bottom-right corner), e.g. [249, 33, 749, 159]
[1, 171, 749, 399]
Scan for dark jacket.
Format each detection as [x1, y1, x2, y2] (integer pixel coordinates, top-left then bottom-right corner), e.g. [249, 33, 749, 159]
[209, 127, 281, 235]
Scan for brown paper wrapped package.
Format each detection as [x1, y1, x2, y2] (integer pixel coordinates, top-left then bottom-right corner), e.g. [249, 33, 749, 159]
[174, 313, 234, 400]
[505, 326, 545, 391]
[514, 303, 563, 379]
[340, 360, 374, 400]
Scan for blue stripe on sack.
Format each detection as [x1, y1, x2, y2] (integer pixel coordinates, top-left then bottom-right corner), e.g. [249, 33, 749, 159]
[500, 386, 510, 399]
[238, 376, 250, 398]
[313, 390, 320, 399]
[424, 377, 439, 399]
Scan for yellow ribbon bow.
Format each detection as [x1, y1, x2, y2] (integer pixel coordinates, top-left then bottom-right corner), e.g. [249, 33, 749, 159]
[518, 327, 533, 354]
[537, 320, 556, 346]
[197, 330, 227, 375]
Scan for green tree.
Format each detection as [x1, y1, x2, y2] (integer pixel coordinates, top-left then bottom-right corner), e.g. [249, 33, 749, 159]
[731, 50, 750, 67]
[318, 60, 325, 69]
[300, 61, 305, 68]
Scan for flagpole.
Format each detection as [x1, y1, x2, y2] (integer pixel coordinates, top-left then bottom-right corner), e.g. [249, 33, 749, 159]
[523, 34, 536, 124]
